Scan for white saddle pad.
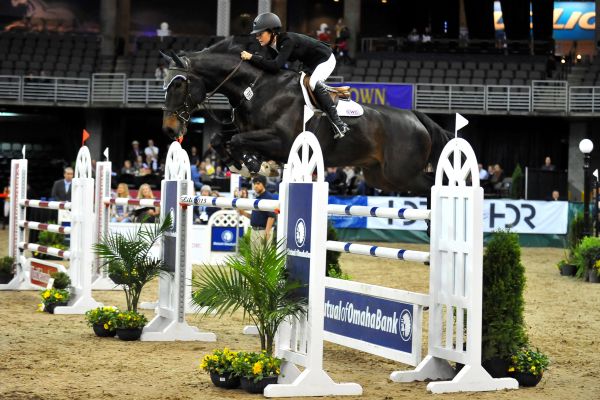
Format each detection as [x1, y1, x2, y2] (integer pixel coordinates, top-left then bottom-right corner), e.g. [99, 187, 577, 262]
[299, 72, 364, 117]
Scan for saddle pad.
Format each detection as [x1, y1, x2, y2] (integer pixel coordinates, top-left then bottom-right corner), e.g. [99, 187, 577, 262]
[299, 72, 364, 117]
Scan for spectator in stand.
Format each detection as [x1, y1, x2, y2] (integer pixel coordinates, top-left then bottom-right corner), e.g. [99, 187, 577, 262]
[190, 160, 203, 190]
[490, 164, 505, 192]
[214, 165, 225, 178]
[144, 139, 159, 161]
[334, 18, 351, 64]
[134, 183, 159, 222]
[120, 160, 136, 175]
[316, 23, 332, 44]
[550, 190, 561, 201]
[541, 156, 556, 171]
[155, 61, 167, 80]
[194, 185, 219, 224]
[50, 166, 73, 201]
[407, 28, 420, 43]
[128, 140, 143, 163]
[110, 183, 133, 222]
[133, 155, 147, 176]
[325, 167, 347, 195]
[479, 163, 489, 180]
[189, 146, 200, 165]
[145, 154, 159, 173]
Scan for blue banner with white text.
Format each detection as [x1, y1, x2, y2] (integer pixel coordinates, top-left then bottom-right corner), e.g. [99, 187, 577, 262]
[332, 83, 413, 109]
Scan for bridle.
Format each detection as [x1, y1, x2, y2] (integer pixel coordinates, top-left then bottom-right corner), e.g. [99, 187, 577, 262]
[163, 57, 247, 126]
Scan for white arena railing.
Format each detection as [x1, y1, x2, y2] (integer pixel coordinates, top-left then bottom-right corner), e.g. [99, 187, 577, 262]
[1, 73, 600, 115]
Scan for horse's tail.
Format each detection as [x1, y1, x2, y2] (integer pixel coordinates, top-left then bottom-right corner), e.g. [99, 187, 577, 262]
[413, 111, 453, 170]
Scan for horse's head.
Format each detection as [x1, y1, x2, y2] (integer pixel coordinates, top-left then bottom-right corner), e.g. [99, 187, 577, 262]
[161, 51, 207, 141]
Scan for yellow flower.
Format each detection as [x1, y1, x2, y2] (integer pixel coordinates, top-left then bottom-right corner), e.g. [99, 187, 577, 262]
[103, 323, 109, 329]
[37, 303, 44, 312]
[43, 291, 50, 299]
[530, 366, 536, 371]
[253, 362, 264, 375]
[508, 367, 515, 372]
[54, 293, 63, 300]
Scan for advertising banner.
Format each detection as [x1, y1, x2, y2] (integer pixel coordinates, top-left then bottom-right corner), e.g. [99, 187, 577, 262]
[332, 83, 413, 109]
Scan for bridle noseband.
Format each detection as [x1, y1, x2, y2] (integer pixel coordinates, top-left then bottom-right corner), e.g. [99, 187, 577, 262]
[163, 57, 246, 126]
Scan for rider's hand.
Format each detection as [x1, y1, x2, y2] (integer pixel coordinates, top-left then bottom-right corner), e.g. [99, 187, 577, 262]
[240, 51, 252, 61]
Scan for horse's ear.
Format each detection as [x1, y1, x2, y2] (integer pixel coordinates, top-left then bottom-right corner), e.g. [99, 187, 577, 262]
[159, 50, 173, 65]
[170, 50, 186, 69]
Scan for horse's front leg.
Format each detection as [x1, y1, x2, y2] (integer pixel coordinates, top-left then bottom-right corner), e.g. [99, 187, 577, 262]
[230, 129, 283, 176]
[209, 131, 243, 171]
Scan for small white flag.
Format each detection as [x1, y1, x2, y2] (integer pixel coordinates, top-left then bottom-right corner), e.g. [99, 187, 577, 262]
[103, 147, 109, 161]
[455, 113, 469, 137]
[21, 145, 26, 159]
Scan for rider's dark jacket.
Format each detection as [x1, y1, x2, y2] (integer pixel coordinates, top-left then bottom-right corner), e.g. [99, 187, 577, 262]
[248, 32, 333, 74]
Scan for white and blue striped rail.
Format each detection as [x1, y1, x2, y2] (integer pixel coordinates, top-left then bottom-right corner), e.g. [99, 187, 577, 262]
[326, 241, 430, 263]
[180, 195, 280, 213]
[327, 205, 430, 221]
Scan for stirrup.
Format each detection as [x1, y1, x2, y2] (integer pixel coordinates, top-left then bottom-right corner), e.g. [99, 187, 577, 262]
[332, 123, 350, 139]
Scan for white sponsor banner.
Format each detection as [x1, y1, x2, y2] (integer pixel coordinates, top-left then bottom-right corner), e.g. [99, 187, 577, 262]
[365, 197, 568, 234]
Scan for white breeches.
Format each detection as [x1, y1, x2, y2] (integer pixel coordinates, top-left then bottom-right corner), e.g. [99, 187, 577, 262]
[309, 54, 336, 90]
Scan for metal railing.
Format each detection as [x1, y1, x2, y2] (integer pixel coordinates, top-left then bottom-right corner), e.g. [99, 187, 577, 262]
[3, 73, 600, 116]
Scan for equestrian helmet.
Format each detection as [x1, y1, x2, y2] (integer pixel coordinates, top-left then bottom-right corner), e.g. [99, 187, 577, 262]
[251, 12, 282, 34]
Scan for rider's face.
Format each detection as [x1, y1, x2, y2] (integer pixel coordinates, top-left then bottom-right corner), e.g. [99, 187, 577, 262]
[256, 31, 271, 46]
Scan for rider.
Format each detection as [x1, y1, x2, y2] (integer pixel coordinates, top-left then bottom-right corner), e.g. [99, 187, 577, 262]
[240, 12, 350, 139]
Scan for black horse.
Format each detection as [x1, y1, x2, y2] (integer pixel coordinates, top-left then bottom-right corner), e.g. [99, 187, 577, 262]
[162, 37, 452, 194]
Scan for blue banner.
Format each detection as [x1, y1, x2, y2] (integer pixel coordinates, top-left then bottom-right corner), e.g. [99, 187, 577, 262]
[328, 195, 367, 228]
[286, 183, 314, 298]
[332, 83, 413, 109]
[210, 226, 244, 251]
[324, 288, 414, 353]
[494, 1, 595, 41]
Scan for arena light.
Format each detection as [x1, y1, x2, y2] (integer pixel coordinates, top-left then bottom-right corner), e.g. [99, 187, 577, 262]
[190, 117, 205, 124]
[0, 112, 19, 117]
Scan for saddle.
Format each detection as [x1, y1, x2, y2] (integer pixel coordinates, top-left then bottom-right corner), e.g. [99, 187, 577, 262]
[302, 75, 351, 108]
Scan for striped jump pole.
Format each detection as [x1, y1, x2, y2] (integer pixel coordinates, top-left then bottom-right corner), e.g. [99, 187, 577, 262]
[327, 205, 431, 221]
[180, 195, 280, 213]
[18, 221, 72, 235]
[19, 199, 71, 210]
[105, 198, 162, 208]
[18, 242, 71, 260]
[326, 241, 430, 263]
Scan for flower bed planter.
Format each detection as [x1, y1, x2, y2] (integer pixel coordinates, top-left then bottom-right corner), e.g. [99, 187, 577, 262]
[45, 301, 69, 314]
[240, 376, 278, 394]
[93, 323, 117, 337]
[511, 371, 543, 387]
[0, 272, 14, 284]
[559, 264, 577, 276]
[116, 327, 143, 341]
[210, 372, 240, 389]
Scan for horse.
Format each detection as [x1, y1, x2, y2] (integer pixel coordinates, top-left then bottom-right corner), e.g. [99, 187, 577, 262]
[162, 36, 453, 194]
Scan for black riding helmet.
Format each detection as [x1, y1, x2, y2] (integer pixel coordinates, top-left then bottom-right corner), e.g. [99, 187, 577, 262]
[250, 12, 282, 34]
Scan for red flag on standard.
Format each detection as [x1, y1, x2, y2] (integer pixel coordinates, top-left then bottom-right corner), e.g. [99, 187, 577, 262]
[82, 129, 90, 146]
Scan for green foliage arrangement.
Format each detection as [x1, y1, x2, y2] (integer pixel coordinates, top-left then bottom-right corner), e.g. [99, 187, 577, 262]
[326, 222, 342, 277]
[85, 306, 120, 329]
[199, 348, 238, 377]
[40, 287, 70, 306]
[37, 225, 67, 250]
[191, 234, 307, 354]
[568, 212, 585, 255]
[50, 271, 71, 289]
[510, 164, 523, 199]
[231, 351, 281, 383]
[509, 347, 550, 376]
[111, 310, 148, 329]
[482, 230, 528, 362]
[93, 215, 172, 312]
[573, 235, 600, 279]
[0, 256, 15, 274]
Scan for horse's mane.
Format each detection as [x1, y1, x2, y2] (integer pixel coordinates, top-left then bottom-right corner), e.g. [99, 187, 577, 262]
[198, 36, 245, 56]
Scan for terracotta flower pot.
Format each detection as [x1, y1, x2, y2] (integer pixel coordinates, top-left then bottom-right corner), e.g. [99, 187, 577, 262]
[210, 372, 241, 389]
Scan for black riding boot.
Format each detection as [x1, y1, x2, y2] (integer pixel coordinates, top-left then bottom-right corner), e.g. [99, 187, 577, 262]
[313, 81, 349, 139]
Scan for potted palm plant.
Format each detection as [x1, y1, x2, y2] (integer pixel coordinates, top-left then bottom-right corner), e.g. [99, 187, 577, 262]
[191, 233, 307, 355]
[92, 215, 172, 340]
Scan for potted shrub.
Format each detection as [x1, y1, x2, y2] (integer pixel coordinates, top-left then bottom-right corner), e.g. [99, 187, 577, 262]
[508, 347, 549, 387]
[481, 230, 528, 377]
[232, 351, 281, 394]
[110, 310, 148, 341]
[0, 256, 15, 283]
[200, 348, 241, 389]
[39, 287, 71, 314]
[50, 271, 71, 290]
[191, 234, 307, 355]
[92, 215, 172, 312]
[573, 236, 600, 282]
[85, 306, 120, 337]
